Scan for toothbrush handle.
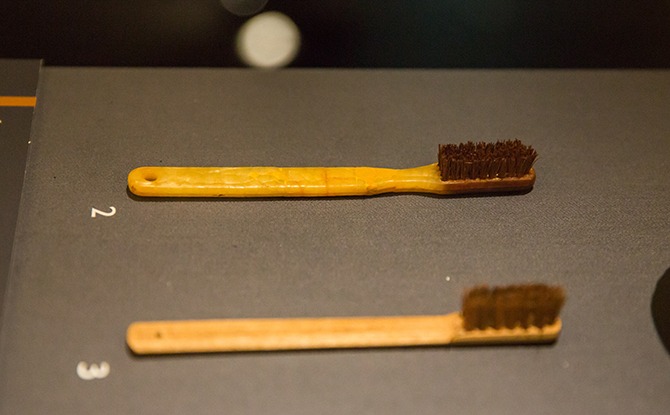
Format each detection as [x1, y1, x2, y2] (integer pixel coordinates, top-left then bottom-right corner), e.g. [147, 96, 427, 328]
[127, 165, 444, 197]
[126, 315, 458, 354]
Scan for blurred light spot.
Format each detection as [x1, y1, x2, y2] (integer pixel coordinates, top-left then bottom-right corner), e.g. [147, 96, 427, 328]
[236, 12, 300, 68]
[220, 0, 269, 16]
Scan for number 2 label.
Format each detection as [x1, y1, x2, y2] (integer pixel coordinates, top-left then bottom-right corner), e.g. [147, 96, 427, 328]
[91, 206, 116, 218]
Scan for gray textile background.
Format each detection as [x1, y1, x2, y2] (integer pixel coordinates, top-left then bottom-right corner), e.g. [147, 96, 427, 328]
[0, 68, 668, 414]
[0, 59, 41, 331]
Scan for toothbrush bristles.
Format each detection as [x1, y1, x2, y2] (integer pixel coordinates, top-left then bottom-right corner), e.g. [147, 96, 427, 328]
[438, 140, 537, 181]
[461, 284, 565, 331]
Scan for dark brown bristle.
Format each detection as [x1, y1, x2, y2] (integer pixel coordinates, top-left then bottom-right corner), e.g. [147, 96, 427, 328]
[438, 140, 537, 181]
[461, 284, 565, 331]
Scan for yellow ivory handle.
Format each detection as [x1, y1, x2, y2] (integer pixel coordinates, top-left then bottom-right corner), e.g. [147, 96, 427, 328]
[127, 164, 535, 197]
[126, 314, 561, 354]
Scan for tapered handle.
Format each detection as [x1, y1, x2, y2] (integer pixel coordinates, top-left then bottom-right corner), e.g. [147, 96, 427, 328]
[127, 165, 449, 197]
[127, 315, 459, 354]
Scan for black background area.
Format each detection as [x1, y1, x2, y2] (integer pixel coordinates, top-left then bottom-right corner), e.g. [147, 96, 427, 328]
[1, 1, 670, 67]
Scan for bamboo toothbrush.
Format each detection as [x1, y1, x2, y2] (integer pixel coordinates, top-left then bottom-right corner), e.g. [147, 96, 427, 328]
[127, 140, 537, 197]
[126, 284, 564, 354]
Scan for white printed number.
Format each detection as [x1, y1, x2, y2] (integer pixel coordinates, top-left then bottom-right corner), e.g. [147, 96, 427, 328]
[91, 206, 116, 218]
[76, 361, 110, 380]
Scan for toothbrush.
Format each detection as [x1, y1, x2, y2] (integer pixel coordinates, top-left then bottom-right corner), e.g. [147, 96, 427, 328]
[127, 283, 564, 354]
[128, 140, 537, 197]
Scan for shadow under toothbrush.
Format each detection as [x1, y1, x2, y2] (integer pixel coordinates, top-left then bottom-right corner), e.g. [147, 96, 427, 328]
[652, 266, 670, 355]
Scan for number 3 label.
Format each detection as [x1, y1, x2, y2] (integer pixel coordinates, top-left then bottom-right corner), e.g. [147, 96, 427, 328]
[91, 206, 116, 218]
[77, 361, 110, 380]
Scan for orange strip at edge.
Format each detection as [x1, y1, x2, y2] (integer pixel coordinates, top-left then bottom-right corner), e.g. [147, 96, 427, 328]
[0, 96, 37, 107]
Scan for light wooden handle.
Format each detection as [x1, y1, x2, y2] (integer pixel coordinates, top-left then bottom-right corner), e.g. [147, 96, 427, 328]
[127, 314, 460, 354]
[127, 164, 445, 197]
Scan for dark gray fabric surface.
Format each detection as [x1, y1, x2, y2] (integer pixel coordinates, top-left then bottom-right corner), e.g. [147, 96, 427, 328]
[0, 59, 41, 332]
[0, 67, 668, 414]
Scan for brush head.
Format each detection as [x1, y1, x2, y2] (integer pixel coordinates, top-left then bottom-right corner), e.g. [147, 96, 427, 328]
[461, 284, 565, 331]
[438, 140, 537, 181]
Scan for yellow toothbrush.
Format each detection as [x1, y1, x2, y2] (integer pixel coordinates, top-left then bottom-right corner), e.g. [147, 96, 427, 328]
[127, 283, 565, 354]
[128, 140, 537, 198]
